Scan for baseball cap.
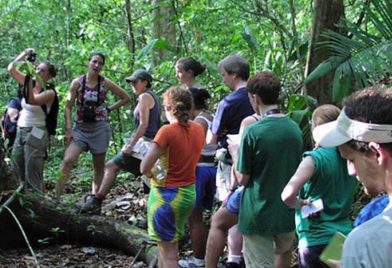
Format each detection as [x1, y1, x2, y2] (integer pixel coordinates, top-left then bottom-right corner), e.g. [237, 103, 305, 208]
[312, 108, 392, 147]
[125, 69, 152, 83]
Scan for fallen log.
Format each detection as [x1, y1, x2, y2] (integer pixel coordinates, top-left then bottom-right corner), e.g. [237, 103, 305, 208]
[0, 191, 158, 266]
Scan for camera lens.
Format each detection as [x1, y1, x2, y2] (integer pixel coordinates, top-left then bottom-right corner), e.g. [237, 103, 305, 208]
[27, 53, 36, 62]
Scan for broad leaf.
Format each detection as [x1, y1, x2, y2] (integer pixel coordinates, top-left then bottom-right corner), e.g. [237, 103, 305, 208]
[305, 56, 346, 84]
[242, 26, 258, 53]
[136, 39, 173, 60]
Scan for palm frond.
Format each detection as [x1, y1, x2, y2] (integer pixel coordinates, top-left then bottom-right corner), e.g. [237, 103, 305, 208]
[306, 0, 392, 102]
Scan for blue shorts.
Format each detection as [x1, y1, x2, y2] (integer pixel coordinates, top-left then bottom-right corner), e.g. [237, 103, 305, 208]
[225, 186, 244, 214]
[195, 165, 217, 210]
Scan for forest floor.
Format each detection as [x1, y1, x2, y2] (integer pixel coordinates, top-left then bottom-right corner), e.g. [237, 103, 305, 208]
[0, 166, 368, 268]
[0, 175, 200, 268]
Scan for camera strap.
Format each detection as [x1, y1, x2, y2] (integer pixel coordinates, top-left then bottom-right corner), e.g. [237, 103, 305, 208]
[80, 74, 101, 107]
[23, 75, 32, 103]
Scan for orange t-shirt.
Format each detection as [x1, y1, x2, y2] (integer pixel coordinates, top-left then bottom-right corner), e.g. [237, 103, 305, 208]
[153, 121, 205, 187]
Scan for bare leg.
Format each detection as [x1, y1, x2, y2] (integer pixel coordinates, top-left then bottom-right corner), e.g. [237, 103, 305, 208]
[158, 241, 179, 268]
[205, 207, 238, 268]
[275, 250, 292, 268]
[92, 152, 106, 194]
[96, 160, 121, 198]
[189, 208, 208, 259]
[228, 224, 243, 260]
[56, 143, 83, 198]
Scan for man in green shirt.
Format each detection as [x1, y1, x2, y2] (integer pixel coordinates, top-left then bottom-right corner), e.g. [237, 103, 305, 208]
[232, 71, 303, 268]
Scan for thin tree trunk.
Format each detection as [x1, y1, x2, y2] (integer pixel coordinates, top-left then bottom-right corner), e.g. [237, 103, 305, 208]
[125, 0, 135, 68]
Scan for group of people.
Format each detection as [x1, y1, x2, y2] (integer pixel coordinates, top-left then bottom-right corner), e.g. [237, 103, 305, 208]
[5, 48, 392, 268]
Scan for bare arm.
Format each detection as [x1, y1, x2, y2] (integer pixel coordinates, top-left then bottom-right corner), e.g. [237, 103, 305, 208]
[26, 78, 55, 106]
[229, 114, 259, 188]
[122, 93, 153, 155]
[207, 133, 218, 144]
[64, 79, 79, 142]
[281, 156, 315, 208]
[7, 49, 32, 85]
[140, 143, 165, 177]
[104, 78, 131, 111]
[7, 108, 19, 122]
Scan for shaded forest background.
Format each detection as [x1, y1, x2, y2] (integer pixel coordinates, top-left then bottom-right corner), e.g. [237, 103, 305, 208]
[0, 0, 391, 201]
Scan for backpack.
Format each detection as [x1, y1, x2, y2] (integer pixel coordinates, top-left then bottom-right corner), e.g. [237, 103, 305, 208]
[1, 97, 22, 145]
[41, 83, 59, 136]
[24, 76, 59, 136]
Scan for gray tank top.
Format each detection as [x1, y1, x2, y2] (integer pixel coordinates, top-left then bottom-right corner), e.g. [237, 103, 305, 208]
[133, 91, 161, 139]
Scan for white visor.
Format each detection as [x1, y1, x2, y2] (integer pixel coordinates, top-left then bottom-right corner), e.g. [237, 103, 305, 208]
[313, 108, 392, 147]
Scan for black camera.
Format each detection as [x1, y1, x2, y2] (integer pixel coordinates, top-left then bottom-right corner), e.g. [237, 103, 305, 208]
[82, 106, 96, 122]
[26, 52, 36, 62]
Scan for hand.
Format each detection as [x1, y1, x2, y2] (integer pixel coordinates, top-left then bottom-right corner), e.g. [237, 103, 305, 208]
[65, 128, 73, 144]
[121, 144, 133, 156]
[325, 259, 341, 268]
[308, 211, 322, 219]
[24, 48, 35, 56]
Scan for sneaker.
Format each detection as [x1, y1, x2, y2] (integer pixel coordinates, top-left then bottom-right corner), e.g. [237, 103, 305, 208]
[223, 260, 245, 268]
[178, 256, 205, 267]
[79, 195, 102, 215]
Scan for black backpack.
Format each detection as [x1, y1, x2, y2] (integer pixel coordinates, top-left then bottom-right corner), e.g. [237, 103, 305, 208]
[1, 97, 21, 142]
[41, 83, 59, 136]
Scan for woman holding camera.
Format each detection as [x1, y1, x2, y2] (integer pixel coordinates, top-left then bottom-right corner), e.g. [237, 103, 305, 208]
[56, 52, 130, 198]
[7, 48, 57, 193]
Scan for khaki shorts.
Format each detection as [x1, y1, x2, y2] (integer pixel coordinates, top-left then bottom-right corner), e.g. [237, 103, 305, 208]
[243, 231, 295, 268]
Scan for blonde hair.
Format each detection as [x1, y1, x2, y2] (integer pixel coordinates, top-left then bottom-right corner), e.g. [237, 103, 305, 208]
[311, 104, 341, 130]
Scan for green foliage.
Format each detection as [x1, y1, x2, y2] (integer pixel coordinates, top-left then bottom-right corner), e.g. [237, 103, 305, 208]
[37, 237, 53, 245]
[0, 0, 378, 190]
[87, 224, 102, 235]
[306, 0, 392, 102]
[137, 39, 173, 61]
[50, 227, 65, 238]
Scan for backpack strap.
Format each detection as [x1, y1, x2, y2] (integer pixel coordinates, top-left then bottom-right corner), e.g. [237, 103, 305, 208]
[79, 75, 101, 107]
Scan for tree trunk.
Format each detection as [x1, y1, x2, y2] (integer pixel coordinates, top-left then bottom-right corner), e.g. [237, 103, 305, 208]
[125, 0, 135, 68]
[151, 0, 176, 65]
[305, 0, 345, 105]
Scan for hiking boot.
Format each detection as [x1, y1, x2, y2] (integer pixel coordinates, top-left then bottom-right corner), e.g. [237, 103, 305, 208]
[178, 256, 205, 268]
[79, 195, 102, 215]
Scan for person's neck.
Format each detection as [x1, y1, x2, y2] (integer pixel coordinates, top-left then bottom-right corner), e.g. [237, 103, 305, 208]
[233, 81, 247, 91]
[87, 71, 99, 81]
[185, 79, 198, 88]
[258, 105, 280, 116]
[192, 109, 203, 118]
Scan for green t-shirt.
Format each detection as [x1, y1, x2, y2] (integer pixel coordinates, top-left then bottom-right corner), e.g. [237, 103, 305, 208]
[237, 116, 303, 235]
[296, 147, 358, 247]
